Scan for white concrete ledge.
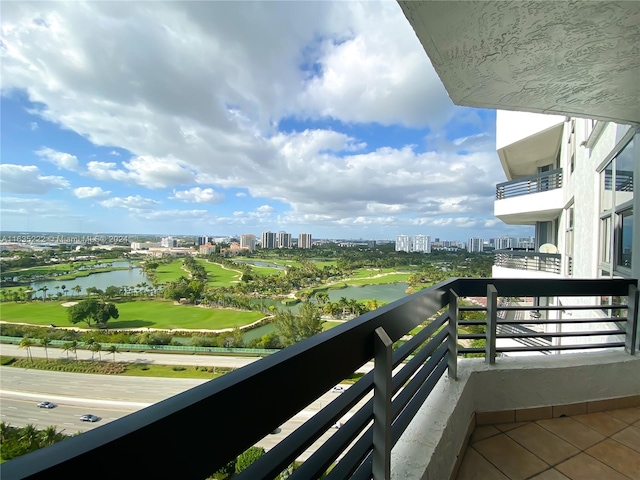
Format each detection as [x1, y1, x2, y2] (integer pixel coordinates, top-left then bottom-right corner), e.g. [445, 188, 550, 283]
[391, 351, 640, 480]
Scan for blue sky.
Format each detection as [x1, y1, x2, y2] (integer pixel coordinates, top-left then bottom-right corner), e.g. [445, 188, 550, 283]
[1, 1, 531, 241]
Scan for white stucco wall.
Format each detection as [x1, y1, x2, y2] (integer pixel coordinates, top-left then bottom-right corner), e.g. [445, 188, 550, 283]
[496, 110, 565, 150]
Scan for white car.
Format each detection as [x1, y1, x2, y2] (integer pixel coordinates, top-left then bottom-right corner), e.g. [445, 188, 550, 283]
[331, 385, 345, 393]
[37, 401, 56, 409]
[79, 414, 100, 422]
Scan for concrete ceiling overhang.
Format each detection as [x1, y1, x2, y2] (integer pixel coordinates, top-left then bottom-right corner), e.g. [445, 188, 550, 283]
[398, 1, 640, 126]
[498, 122, 564, 180]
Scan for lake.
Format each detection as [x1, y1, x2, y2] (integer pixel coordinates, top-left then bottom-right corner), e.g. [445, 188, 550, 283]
[30, 262, 147, 295]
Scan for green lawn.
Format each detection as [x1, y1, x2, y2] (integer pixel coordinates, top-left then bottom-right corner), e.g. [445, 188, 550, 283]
[0, 300, 264, 330]
[4, 259, 123, 276]
[343, 272, 412, 285]
[152, 259, 243, 286]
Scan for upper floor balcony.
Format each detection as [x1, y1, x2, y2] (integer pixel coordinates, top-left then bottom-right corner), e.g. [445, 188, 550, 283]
[2, 277, 638, 480]
[494, 168, 564, 225]
[493, 249, 563, 278]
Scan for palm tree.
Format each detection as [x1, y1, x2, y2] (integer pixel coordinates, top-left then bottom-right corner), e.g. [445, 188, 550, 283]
[20, 424, 39, 451]
[41, 286, 49, 301]
[40, 426, 61, 446]
[106, 345, 120, 362]
[62, 341, 77, 360]
[89, 341, 102, 361]
[40, 336, 51, 361]
[19, 337, 35, 362]
[61, 284, 67, 298]
[73, 285, 82, 297]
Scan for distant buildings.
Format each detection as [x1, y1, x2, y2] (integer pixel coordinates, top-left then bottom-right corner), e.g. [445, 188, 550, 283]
[278, 231, 292, 249]
[395, 234, 431, 253]
[261, 231, 277, 249]
[161, 236, 178, 248]
[466, 237, 484, 253]
[298, 233, 312, 249]
[240, 234, 256, 252]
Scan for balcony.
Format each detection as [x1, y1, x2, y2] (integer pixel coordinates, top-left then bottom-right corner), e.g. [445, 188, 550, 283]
[495, 169, 564, 225]
[493, 249, 562, 278]
[1, 278, 638, 480]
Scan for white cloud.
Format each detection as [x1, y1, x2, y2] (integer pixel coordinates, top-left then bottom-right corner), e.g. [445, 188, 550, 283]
[73, 186, 111, 199]
[132, 209, 208, 221]
[85, 161, 130, 182]
[123, 156, 196, 189]
[30, 121, 38, 131]
[0, 164, 69, 193]
[0, 1, 506, 237]
[170, 187, 223, 204]
[35, 147, 79, 170]
[99, 195, 160, 210]
[1, 196, 56, 215]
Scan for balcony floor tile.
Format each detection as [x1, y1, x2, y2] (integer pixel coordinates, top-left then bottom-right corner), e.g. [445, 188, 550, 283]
[456, 446, 510, 480]
[472, 433, 549, 480]
[611, 425, 640, 453]
[456, 407, 640, 480]
[586, 438, 640, 479]
[536, 417, 605, 450]
[505, 423, 579, 466]
[571, 412, 628, 436]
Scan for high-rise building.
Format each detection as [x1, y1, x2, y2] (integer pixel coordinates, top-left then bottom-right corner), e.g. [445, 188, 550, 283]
[161, 236, 177, 248]
[413, 235, 431, 253]
[278, 231, 292, 249]
[494, 237, 513, 250]
[298, 233, 312, 249]
[240, 234, 256, 252]
[197, 236, 209, 246]
[395, 235, 411, 252]
[261, 231, 277, 249]
[466, 238, 484, 253]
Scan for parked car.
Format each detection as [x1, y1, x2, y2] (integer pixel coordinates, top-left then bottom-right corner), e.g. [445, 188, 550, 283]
[37, 401, 56, 409]
[79, 414, 100, 422]
[331, 385, 344, 393]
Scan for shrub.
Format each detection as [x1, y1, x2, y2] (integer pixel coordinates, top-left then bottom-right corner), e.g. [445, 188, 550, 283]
[235, 446, 265, 473]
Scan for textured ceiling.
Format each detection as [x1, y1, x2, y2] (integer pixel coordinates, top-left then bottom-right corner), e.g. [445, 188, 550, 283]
[398, 1, 640, 126]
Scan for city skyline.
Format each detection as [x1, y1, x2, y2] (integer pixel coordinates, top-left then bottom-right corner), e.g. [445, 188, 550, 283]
[1, 2, 533, 240]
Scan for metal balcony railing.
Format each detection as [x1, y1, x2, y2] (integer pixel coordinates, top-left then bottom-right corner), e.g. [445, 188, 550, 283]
[494, 249, 562, 274]
[496, 168, 563, 199]
[1, 278, 638, 480]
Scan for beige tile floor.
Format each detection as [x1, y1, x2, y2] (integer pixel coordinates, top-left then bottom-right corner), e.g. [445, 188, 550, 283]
[456, 407, 640, 480]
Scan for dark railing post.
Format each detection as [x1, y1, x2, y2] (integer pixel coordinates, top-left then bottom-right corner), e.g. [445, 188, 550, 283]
[373, 327, 392, 480]
[486, 284, 497, 364]
[448, 289, 459, 379]
[625, 285, 639, 355]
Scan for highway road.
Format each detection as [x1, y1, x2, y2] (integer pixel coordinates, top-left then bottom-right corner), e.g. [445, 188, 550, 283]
[0, 366, 363, 459]
[0, 343, 374, 373]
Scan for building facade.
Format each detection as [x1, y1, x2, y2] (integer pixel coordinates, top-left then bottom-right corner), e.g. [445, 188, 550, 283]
[261, 231, 277, 249]
[298, 233, 312, 249]
[466, 237, 484, 253]
[239, 234, 256, 252]
[413, 235, 431, 253]
[278, 231, 292, 249]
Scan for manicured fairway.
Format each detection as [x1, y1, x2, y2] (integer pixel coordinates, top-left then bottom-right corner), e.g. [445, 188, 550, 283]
[152, 259, 242, 286]
[0, 300, 264, 330]
[343, 272, 412, 285]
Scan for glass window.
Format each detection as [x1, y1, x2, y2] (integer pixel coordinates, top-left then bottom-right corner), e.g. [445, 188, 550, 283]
[617, 209, 633, 269]
[601, 160, 613, 212]
[600, 215, 611, 264]
[615, 137, 634, 207]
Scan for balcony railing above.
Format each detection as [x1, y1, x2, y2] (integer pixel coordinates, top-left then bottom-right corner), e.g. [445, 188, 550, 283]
[494, 249, 562, 274]
[1, 278, 638, 480]
[496, 168, 563, 199]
